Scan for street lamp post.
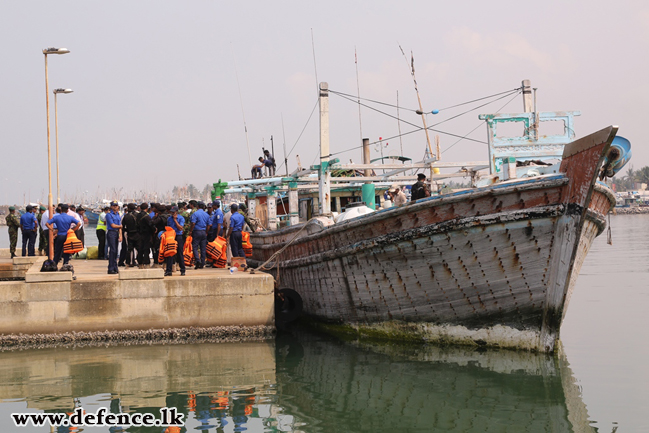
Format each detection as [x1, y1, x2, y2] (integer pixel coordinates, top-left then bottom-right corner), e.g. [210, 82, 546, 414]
[43, 47, 70, 261]
[53, 88, 73, 203]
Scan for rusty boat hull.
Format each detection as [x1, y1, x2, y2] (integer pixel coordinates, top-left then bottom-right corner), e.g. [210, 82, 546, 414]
[250, 127, 618, 352]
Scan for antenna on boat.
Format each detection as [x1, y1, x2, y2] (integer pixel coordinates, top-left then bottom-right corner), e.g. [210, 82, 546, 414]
[231, 43, 253, 170]
[355, 47, 363, 150]
[399, 45, 439, 187]
[281, 114, 289, 176]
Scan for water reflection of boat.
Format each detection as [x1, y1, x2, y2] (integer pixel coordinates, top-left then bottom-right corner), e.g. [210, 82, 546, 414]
[0, 333, 596, 432]
[275, 331, 596, 433]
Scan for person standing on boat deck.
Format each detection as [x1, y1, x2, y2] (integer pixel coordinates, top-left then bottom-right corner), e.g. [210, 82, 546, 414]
[105, 201, 122, 274]
[263, 150, 276, 176]
[411, 173, 431, 202]
[251, 158, 264, 179]
[96, 206, 108, 260]
[388, 185, 408, 207]
[166, 206, 186, 276]
[136, 202, 154, 268]
[46, 203, 80, 267]
[190, 201, 210, 269]
[226, 203, 246, 260]
[206, 200, 223, 242]
[5, 207, 20, 258]
[20, 205, 38, 257]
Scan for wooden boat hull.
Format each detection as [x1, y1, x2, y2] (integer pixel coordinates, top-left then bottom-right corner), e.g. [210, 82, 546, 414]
[251, 127, 618, 352]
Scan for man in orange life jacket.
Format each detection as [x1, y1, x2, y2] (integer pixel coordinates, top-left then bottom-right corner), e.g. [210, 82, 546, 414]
[46, 203, 80, 267]
[166, 206, 186, 276]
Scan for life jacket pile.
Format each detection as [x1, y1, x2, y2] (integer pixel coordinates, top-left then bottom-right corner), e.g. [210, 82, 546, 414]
[183, 235, 194, 267]
[213, 236, 228, 268]
[158, 227, 178, 263]
[63, 229, 84, 254]
[206, 239, 222, 262]
[241, 231, 253, 258]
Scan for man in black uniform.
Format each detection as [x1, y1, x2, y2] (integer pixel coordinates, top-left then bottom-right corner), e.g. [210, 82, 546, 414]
[411, 173, 431, 202]
[136, 202, 154, 268]
[121, 203, 140, 267]
[152, 204, 168, 267]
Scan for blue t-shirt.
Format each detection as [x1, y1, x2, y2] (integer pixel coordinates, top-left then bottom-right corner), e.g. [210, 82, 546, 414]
[230, 212, 245, 232]
[167, 214, 185, 236]
[20, 212, 37, 231]
[191, 209, 210, 231]
[47, 213, 78, 234]
[105, 211, 121, 231]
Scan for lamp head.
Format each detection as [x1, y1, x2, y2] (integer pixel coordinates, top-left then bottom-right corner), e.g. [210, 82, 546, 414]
[42, 47, 70, 55]
[53, 88, 74, 94]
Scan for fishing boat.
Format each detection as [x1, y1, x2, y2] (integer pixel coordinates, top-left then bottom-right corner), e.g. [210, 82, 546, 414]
[214, 80, 631, 353]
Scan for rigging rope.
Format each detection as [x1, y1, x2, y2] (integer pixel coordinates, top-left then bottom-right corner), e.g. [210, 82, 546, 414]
[441, 89, 522, 154]
[276, 98, 319, 172]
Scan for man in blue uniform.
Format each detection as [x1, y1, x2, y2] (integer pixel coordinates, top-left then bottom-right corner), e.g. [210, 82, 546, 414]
[46, 204, 80, 267]
[206, 200, 224, 242]
[166, 206, 186, 276]
[105, 201, 122, 274]
[225, 203, 246, 260]
[190, 201, 210, 269]
[20, 205, 38, 256]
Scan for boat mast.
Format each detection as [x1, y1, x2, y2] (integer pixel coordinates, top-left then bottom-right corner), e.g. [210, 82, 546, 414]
[319, 82, 331, 215]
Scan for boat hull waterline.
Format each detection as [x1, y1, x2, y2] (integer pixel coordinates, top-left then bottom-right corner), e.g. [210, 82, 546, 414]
[251, 126, 617, 352]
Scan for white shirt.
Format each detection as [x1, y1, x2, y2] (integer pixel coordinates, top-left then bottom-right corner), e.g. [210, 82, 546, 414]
[67, 210, 83, 228]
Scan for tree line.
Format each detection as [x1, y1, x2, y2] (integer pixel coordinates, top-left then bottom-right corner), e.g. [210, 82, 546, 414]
[611, 166, 649, 192]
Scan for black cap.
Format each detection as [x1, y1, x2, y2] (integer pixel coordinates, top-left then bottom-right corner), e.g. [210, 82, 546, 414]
[171, 206, 179, 212]
[417, 173, 426, 180]
[110, 201, 119, 206]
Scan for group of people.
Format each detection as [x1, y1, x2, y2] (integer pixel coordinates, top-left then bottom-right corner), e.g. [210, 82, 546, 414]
[385, 173, 432, 207]
[251, 150, 276, 179]
[98, 199, 256, 276]
[4, 204, 88, 259]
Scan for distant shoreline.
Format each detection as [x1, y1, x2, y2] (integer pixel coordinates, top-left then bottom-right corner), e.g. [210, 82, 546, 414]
[612, 207, 649, 215]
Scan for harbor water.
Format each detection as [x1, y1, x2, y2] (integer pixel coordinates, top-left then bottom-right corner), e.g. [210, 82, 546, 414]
[0, 215, 646, 432]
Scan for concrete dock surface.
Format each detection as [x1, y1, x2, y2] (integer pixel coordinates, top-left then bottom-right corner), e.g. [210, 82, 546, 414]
[0, 251, 275, 342]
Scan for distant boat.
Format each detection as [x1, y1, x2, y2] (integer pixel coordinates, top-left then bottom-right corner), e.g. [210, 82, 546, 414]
[84, 210, 99, 225]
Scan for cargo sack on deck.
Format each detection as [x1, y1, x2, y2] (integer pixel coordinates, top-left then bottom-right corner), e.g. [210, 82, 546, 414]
[63, 229, 84, 254]
[242, 231, 253, 257]
[184, 235, 194, 267]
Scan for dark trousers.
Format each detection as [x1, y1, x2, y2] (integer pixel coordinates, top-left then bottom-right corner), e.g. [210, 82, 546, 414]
[107, 230, 119, 272]
[138, 238, 151, 265]
[77, 227, 85, 246]
[41, 229, 49, 254]
[230, 231, 245, 258]
[127, 233, 139, 265]
[166, 235, 186, 273]
[53, 234, 70, 265]
[152, 236, 161, 264]
[97, 229, 106, 259]
[22, 230, 37, 256]
[192, 230, 207, 265]
[118, 237, 128, 265]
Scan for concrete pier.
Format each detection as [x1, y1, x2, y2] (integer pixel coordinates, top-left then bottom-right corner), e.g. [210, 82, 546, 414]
[0, 251, 275, 339]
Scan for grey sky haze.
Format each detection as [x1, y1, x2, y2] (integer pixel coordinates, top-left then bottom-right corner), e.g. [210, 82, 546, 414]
[1, 0, 647, 204]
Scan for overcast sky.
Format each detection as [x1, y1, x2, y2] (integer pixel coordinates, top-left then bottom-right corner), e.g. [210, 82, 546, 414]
[1, 0, 646, 205]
